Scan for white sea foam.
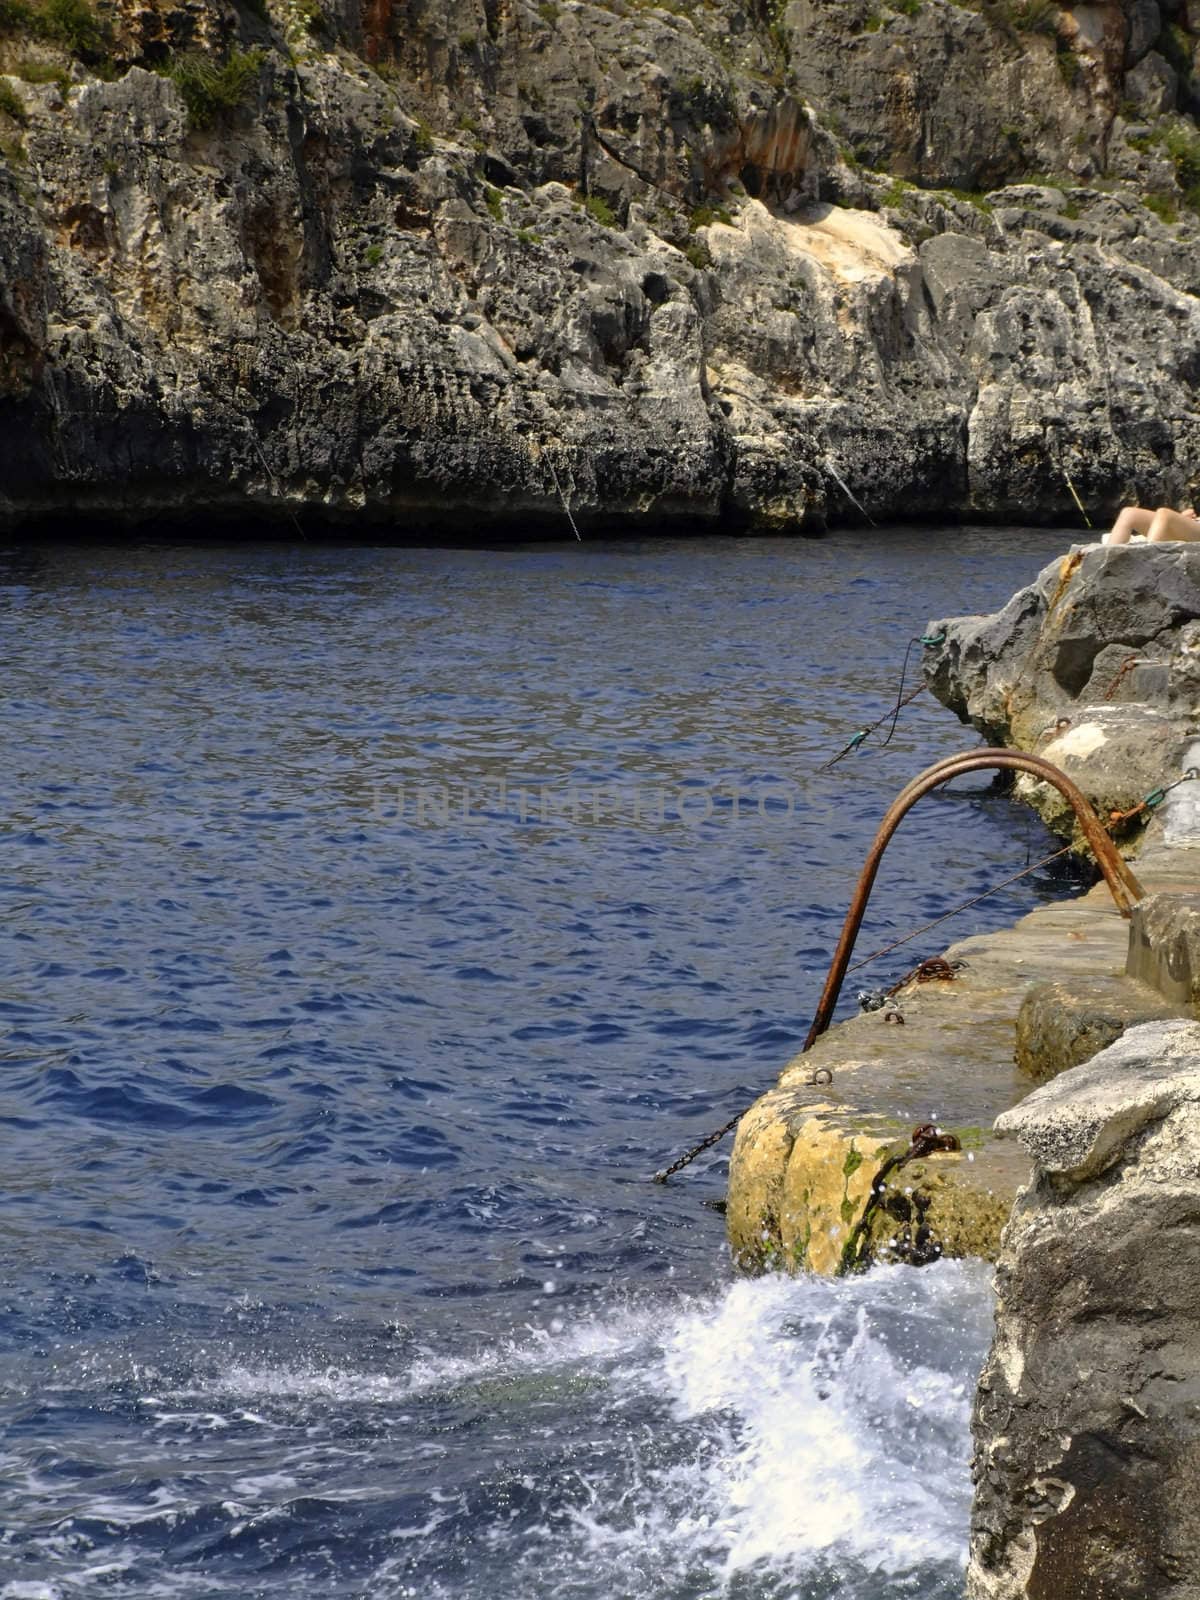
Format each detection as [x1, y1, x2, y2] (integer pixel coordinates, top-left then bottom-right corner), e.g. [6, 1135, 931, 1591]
[648, 1261, 992, 1582]
[14, 1263, 994, 1599]
[188, 1298, 669, 1407]
[190, 1261, 991, 1596]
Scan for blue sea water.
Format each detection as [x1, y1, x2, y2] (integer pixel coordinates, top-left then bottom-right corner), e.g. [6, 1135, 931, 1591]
[0, 526, 1070, 1598]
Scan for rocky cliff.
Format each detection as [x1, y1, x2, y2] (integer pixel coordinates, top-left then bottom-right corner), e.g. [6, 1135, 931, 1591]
[3, 0, 1200, 532]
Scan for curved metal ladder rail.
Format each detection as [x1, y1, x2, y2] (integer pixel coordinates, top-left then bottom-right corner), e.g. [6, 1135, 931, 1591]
[801, 748, 1146, 1052]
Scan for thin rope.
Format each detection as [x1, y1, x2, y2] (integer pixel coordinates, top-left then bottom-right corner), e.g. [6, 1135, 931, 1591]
[845, 843, 1074, 974]
[876, 638, 923, 751]
[819, 631, 944, 771]
[1062, 465, 1093, 529]
[251, 436, 308, 543]
[547, 456, 583, 541]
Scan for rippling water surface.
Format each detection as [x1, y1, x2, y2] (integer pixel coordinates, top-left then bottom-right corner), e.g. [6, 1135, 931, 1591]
[0, 527, 1070, 1598]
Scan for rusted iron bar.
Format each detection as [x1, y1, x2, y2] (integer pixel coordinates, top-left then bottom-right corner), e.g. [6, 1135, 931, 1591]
[801, 748, 1146, 1052]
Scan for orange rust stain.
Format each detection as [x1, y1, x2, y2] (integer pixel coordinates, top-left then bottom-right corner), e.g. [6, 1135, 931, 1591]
[362, 0, 394, 63]
[1045, 549, 1083, 616]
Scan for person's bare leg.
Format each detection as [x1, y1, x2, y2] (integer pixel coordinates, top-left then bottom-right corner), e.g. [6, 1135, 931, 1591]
[1148, 507, 1200, 542]
[1103, 506, 1155, 545]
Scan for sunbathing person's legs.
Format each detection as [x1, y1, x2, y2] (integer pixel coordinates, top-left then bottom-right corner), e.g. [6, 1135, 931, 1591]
[1103, 506, 1155, 545]
[1147, 506, 1200, 542]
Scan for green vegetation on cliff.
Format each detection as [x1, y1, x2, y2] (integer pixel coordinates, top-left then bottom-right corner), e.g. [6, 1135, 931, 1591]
[161, 47, 263, 130]
[0, 0, 105, 56]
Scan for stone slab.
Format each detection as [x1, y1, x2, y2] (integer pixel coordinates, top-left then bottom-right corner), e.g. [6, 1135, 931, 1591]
[1126, 890, 1200, 1011]
[996, 1016, 1200, 1179]
[1014, 974, 1184, 1081]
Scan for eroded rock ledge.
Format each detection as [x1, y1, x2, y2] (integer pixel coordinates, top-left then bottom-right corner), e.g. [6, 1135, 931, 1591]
[3, 0, 1200, 532]
[968, 1019, 1200, 1599]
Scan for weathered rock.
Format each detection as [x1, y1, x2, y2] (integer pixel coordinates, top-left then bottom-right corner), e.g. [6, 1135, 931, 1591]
[996, 1014, 1200, 1175]
[924, 557, 1060, 744]
[968, 1020, 1200, 1598]
[928, 543, 1200, 743]
[1126, 48, 1180, 115]
[1127, 1, 1165, 69]
[1166, 623, 1200, 719]
[926, 542, 1200, 847]
[1127, 889, 1200, 1008]
[1015, 703, 1187, 843]
[1014, 973, 1185, 1080]
[787, 0, 1122, 189]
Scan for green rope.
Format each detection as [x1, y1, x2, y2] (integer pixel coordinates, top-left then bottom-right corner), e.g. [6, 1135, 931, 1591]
[818, 632, 935, 772]
[1140, 768, 1198, 812]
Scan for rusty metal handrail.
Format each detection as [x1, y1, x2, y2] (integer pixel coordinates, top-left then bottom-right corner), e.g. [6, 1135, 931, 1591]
[801, 748, 1146, 1051]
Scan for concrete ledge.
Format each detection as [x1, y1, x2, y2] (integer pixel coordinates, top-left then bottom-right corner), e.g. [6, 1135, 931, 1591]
[726, 843, 1200, 1275]
[1126, 891, 1200, 1010]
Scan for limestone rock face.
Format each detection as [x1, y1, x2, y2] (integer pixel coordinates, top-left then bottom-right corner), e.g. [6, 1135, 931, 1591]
[968, 1020, 1200, 1599]
[2, 0, 1200, 529]
[1015, 703, 1188, 842]
[926, 543, 1200, 844]
[787, 0, 1165, 189]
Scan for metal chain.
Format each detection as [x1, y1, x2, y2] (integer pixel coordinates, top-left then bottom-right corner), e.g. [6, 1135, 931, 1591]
[651, 1114, 742, 1184]
[857, 955, 968, 1014]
